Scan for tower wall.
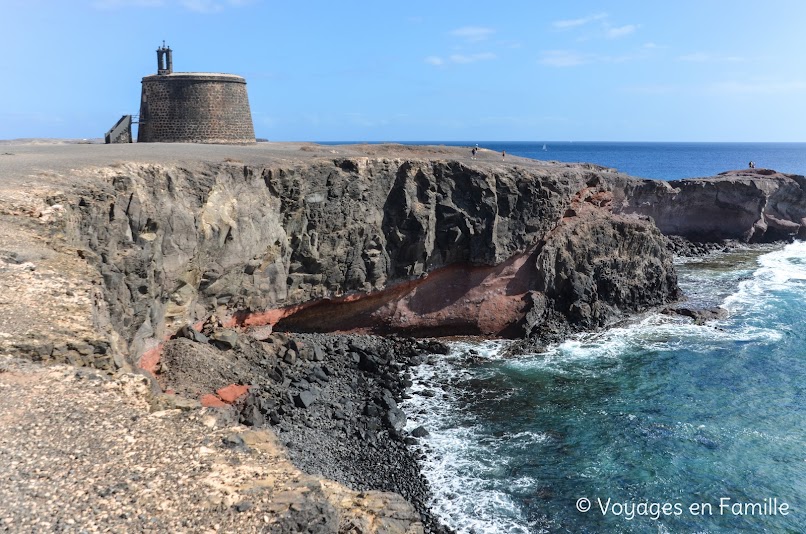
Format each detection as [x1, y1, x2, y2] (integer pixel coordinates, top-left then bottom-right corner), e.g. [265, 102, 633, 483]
[137, 73, 255, 144]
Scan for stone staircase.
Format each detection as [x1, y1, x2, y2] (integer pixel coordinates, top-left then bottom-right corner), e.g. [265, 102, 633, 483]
[104, 115, 134, 144]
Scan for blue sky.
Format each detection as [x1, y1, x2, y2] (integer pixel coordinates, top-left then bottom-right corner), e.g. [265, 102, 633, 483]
[2, 0, 805, 141]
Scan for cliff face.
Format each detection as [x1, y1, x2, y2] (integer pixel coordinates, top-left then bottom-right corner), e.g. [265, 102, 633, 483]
[612, 169, 806, 242]
[9, 143, 803, 534]
[65, 156, 678, 364]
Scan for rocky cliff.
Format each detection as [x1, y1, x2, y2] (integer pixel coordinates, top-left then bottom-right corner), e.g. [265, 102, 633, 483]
[4, 142, 803, 533]
[4, 146, 684, 533]
[61, 154, 678, 366]
[612, 168, 806, 242]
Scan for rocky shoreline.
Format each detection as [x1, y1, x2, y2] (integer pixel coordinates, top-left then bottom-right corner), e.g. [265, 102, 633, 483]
[158, 326, 455, 533]
[2, 142, 805, 532]
[154, 232, 754, 533]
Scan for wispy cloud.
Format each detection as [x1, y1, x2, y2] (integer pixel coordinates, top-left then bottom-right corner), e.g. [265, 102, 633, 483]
[606, 24, 638, 39]
[539, 50, 589, 67]
[540, 49, 648, 68]
[425, 52, 496, 66]
[552, 13, 640, 42]
[678, 52, 744, 63]
[449, 52, 496, 64]
[426, 26, 498, 67]
[449, 26, 495, 42]
[553, 13, 607, 29]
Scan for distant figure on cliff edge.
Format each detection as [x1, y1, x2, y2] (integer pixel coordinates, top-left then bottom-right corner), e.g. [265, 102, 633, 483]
[502, 150, 506, 160]
[471, 147, 477, 160]
[749, 161, 756, 169]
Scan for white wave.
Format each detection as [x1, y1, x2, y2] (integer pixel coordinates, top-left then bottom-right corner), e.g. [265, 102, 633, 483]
[507, 311, 781, 376]
[404, 312, 783, 531]
[506, 430, 551, 446]
[723, 240, 806, 312]
[403, 340, 545, 533]
[403, 244, 806, 531]
[411, 423, 544, 534]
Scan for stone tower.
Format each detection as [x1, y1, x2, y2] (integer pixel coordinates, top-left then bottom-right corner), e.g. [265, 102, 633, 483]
[137, 43, 255, 144]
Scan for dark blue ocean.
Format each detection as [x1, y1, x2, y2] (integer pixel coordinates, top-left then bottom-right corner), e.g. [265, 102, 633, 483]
[326, 141, 806, 180]
[470, 141, 806, 180]
[361, 142, 806, 533]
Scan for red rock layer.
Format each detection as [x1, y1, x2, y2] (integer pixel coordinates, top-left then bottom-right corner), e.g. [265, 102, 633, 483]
[229, 248, 539, 338]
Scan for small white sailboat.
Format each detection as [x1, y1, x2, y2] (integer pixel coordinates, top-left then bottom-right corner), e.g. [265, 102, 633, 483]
[542, 144, 547, 151]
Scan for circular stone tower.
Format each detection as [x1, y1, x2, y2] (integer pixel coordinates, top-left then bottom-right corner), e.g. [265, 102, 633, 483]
[137, 44, 255, 144]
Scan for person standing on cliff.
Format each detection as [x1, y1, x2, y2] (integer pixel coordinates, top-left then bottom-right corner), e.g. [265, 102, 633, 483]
[749, 161, 755, 169]
[502, 150, 506, 161]
[471, 147, 477, 160]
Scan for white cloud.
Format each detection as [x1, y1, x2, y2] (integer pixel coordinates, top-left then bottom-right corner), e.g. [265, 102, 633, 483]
[606, 24, 638, 39]
[425, 52, 496, 66]
[678, 52, 744, 63]
[449, 52, 496, 64]
[449, 26, 495, 42]
[552, 14, 639, 42]
[539, 50, 589, 67]
[552, 13, 607, 29]
[425, 27, 500, 68]
[539, 48, 649, 68]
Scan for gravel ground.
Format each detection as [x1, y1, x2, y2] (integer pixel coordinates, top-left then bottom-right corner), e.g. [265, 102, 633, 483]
[0, 354, 422, 533]
[0, 141, 540, 194]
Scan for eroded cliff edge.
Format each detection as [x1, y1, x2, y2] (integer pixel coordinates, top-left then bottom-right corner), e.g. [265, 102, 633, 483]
[612, 168, 806, 243]
[60, 155, 678, 366]
[3, 143, 805, 532]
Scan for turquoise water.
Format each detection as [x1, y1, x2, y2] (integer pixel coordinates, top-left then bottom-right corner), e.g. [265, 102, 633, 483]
[403, 243, 806, 533]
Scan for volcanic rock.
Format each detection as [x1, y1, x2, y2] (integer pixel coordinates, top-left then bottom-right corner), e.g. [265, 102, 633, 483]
[612, 169, 806, 243]
[8, 142, 804, 534]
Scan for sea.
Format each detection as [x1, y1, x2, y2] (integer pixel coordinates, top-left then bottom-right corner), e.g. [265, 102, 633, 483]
[365, 142, 805, 533]
[324, 141, 806, 181]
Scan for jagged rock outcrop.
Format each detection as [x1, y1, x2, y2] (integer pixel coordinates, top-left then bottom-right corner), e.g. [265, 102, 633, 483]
[612, 169, 806, 242]
[6, 143, 804, 370]
[528, 196, 679, 339]
[9, 142, 803, 534]
[63, 156, 678, 364]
